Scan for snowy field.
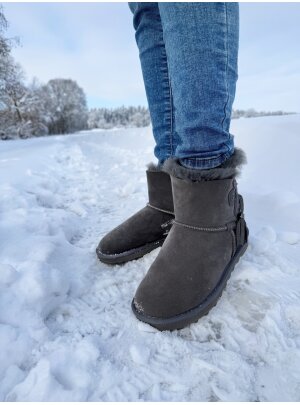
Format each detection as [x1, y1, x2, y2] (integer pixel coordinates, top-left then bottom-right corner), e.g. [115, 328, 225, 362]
[0, 115, 300, 401]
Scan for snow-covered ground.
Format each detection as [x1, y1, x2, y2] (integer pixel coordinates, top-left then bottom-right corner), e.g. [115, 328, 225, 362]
[0, 115, 300, 401]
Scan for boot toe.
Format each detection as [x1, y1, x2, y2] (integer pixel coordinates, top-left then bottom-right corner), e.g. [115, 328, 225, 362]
[97, 232, 116, 255]
[97, 224, 128, 255]
[97, 206, 173, 257]
[133, 271, 192, 320]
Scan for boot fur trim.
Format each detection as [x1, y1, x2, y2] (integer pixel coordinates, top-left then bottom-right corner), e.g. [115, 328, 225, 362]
[147, 162, 163, 172]
[162, 148, 246, 181]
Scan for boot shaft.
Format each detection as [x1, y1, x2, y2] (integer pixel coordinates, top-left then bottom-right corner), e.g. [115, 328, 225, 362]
[146, 170, 174, 213]
[171, 176, 239, 228]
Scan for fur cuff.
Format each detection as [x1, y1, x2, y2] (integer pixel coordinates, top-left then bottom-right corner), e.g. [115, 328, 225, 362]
[147, 162, 163, 172]
[162, 148, 247, 181]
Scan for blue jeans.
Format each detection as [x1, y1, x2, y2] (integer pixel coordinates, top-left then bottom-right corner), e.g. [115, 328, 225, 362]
[128, 2, 239, 169]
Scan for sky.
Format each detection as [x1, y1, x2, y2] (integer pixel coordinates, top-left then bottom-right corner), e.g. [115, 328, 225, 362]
[3, 2, 300, 112]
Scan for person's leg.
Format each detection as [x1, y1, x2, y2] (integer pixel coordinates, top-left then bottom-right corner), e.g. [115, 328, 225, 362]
[157, 2, 239, 169]
[131, 3, 249, 330]
[128, 2, 179, 163]
[96, 3, 177, 264]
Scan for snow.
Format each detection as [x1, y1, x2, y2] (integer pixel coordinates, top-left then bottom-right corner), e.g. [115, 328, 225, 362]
[0, 114, 300, 401]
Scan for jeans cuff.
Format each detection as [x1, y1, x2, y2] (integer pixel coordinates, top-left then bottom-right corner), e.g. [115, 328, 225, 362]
[179, 151, 233, 170]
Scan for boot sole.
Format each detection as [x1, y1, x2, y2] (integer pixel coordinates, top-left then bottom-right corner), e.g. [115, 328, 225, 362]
[96, 237, 166, 265]
[131, 242, 248, 331]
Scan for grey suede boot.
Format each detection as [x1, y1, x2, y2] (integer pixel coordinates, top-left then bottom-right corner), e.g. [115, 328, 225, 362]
[96, 166, 174, 264]
[131, 149, 248, 330]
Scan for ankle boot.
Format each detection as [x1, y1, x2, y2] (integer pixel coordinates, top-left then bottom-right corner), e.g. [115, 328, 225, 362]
[96, 165, 174, 264]
[131, 149, 248, 330]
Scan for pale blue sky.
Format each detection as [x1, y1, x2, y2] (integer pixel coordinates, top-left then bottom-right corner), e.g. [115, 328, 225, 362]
[3, 2, 300, 111]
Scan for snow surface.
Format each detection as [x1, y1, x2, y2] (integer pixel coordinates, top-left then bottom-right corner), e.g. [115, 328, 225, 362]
[0, 114, 300, 401]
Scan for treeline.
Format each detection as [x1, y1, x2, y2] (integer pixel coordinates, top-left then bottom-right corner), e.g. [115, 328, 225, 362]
[232, 108, 296, 119]
[88, 106, 150, 129]
[87, 107, 296, 131]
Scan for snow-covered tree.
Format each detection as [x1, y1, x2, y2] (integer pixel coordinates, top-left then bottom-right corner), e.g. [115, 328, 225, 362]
[19, 78, 49, 137]
[0, 56, 48, 139]
[0, 5, 10, 57]
[0, 55, 28, 139]
[40, 79, 88, 134]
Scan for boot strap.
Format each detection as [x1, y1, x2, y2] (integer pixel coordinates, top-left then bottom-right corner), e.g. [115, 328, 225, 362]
[160, 194, 248, 242]
[174, 218, 248, 249]
[147, 203, 174, 216]
[236, 195, 248, 246]
[174, 221, 228, 232]
[238, 194, 244, 217]
[235, 216, 248, 246]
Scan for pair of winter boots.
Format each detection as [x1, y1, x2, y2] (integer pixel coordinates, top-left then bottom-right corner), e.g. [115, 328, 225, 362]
[96, 149, 248, 331]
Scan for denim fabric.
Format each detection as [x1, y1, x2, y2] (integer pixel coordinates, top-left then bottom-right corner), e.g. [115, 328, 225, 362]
[128, 2, 239, 169]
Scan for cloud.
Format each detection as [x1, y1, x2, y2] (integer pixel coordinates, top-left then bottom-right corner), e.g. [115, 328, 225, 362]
[3, 2, 300, 111]
[4, 3, 147, 107]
